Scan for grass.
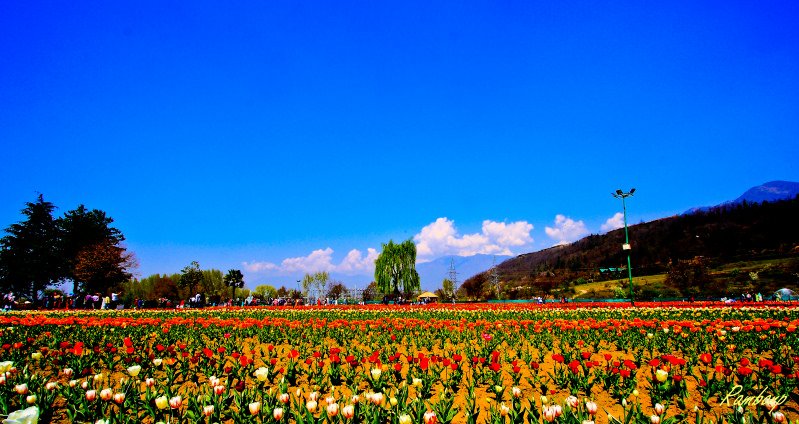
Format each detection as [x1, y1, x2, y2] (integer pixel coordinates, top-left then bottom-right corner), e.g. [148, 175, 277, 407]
[570, 273, 667, 299]
[569, 256, 798, 299]
[713, 256, 797, 272]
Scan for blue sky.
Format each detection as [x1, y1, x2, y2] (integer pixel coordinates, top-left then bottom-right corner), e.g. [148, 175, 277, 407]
[2, 1, 798, 289]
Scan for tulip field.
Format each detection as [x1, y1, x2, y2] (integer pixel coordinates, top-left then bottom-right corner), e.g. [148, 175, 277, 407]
[0, 303, 798, 424]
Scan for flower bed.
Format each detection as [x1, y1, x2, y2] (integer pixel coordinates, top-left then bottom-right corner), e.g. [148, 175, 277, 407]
[0, 303, 797, 423]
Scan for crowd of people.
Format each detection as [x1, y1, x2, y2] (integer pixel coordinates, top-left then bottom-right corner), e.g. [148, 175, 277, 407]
[2, 291, 125, 311]
[1, 290, 367, 311]
[7, 290, 789, 311]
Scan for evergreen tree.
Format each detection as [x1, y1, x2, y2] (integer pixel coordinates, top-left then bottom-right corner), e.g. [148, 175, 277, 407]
[179, 261, 203, 295]
[57, 205, 126, 294]
[0, 195, 62, 300]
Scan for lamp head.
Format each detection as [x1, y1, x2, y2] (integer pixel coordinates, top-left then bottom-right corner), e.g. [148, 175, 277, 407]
[615, 189, 623, 195]
[630, 188, 636, 195]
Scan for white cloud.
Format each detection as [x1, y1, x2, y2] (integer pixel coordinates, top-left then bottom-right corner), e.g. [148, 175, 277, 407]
[482, 220, 535, 246]
[600, 212, 625, 233]
[545, 214, 589, 245]
[243, 247, 378, 276]
[413, 217, 534, 262]
[279, 248, 335, 273]
[244, 217, 535, 276]
[242, 261, 278, 272]
[337, 248, 379, 275]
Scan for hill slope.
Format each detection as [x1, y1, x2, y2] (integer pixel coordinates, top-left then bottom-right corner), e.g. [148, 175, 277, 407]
[462, 195, 799, 299]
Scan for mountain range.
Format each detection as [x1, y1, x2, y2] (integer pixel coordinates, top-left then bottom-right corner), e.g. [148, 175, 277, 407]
[685, 181, 799, 214]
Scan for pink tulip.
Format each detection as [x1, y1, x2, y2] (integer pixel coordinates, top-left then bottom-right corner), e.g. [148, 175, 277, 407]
[327, 403, 339, 417]
[169, 395, 182, 409]
[424, 410, 438, 424]
[566, 396, 578, 408]
[113, 392, 125, 404]
[542, 406, 556, 422]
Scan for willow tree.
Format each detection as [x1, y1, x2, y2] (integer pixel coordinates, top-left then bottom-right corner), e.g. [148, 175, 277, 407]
[374, 239, 420, 297]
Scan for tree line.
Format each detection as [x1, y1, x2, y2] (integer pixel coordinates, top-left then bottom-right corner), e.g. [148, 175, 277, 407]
[1, 195, 426, 306]
[0, 195, 133, 301]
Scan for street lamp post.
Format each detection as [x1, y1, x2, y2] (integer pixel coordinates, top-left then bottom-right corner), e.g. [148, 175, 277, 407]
[296, 280, 301, 303]
[612, 188, 636, 306]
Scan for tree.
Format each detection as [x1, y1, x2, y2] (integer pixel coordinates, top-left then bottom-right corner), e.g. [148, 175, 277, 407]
[302, 271, 329, 299]
[58, 205, 125, 295]
[223, 269, 244, 301]
[460, 273, 488, 301]
[152, 274, 180, 300]
[179, 261, 203, 296]
[374, 239, 420, 297]
[201, 269, 226, 298]
[316, 271, 330, 297]
[301, 273, 314, 297]
[0, 195, 62, 300]
[665, 258, 712, 296]
[72, 241, 134, 294]
[326, 282, 347, 301]
[254, 284, 277, 300]
[276, 286, 290, 298]
[361, 282, 378, 302]
[441, 278, 455, 300]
